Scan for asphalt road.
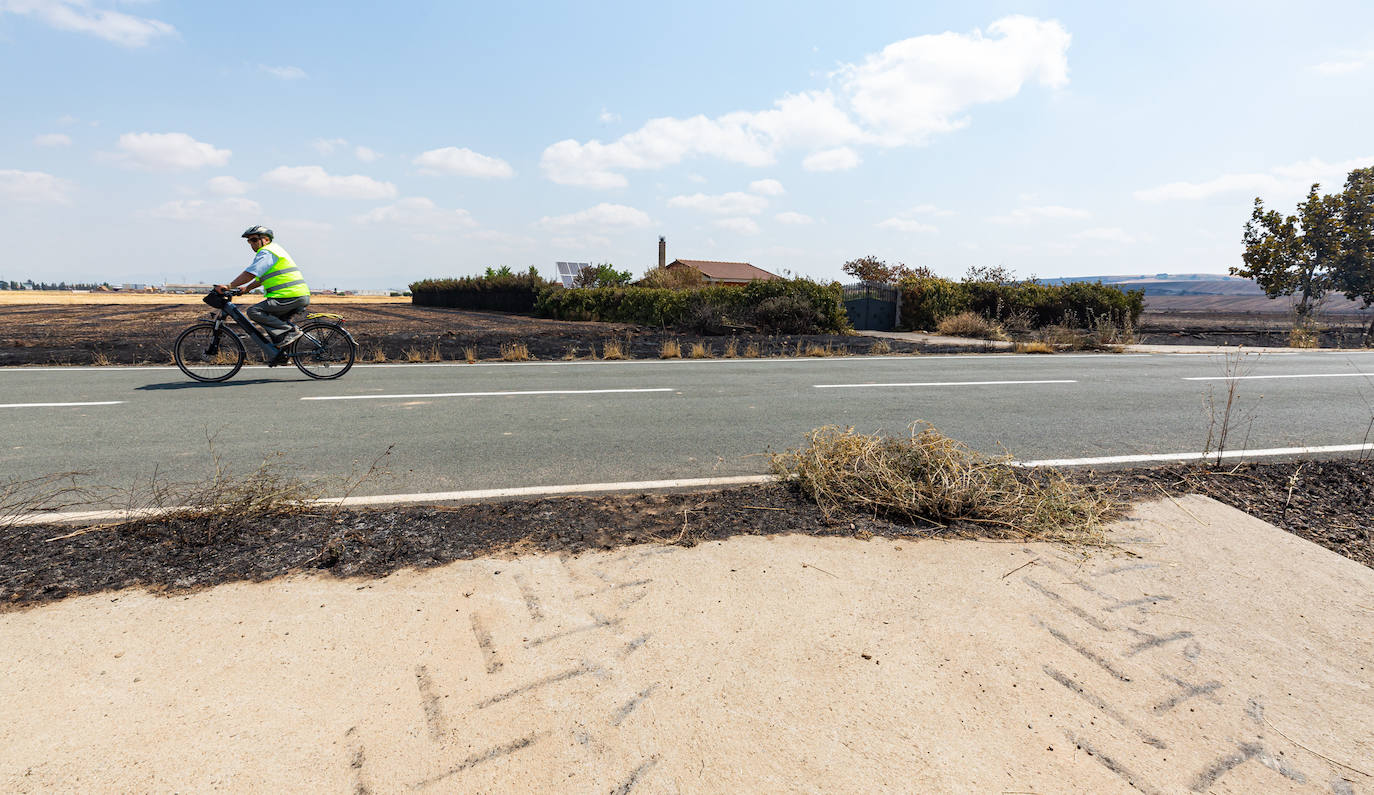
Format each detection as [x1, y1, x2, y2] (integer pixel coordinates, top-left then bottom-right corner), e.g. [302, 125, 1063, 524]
[4, 350, 1374, 502]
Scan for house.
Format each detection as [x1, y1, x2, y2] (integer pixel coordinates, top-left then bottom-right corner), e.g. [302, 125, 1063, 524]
[665, 259, 781, 286]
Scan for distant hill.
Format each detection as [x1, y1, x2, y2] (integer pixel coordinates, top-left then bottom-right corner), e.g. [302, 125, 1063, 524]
[1041, 273, 1263, 296]
[1042, 273, 1371, 315]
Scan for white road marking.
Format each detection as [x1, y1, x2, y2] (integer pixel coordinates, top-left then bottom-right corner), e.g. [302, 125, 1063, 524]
[300, 387, 676, 401]
[0, 401, 123, 408]
[1182, 373, 1371, 381]
[815, 379, 1076, 389]
[9, 474, 775, 525]
[1017, 442, 1374, 468]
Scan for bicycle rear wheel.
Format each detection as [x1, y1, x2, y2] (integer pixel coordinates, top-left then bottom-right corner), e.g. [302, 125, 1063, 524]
[292, 321, 356, 379]
[174, 322, 245, 382]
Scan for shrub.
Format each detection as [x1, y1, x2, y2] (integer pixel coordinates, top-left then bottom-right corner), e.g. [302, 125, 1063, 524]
[936, 311, 1006, 340]
[638, 265, 704, 290]
[410, 267, 555, 313]
[898, 276, 1144, 332]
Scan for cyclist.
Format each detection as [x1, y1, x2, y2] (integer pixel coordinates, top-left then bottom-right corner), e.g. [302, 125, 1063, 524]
[215, 225, 310, 350]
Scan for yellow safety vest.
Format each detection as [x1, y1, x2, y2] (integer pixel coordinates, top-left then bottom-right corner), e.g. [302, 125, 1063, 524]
[257, 242, 310, 299]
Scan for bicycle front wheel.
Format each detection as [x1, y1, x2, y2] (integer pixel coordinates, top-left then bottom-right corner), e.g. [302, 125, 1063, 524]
[292, 321, 356, 379]
[174, 322, 246, 382]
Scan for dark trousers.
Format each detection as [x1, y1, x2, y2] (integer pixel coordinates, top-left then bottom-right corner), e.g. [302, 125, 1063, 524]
[247, 296, 310, 335]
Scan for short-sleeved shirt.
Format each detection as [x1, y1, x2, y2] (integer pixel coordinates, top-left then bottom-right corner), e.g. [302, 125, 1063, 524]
[245, 247, 282, 279]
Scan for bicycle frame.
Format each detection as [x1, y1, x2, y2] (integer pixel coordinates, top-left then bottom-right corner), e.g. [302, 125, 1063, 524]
[211, 299, 286, 359]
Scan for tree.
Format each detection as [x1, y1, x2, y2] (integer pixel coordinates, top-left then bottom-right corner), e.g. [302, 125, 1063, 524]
[962, 264, 1016, 284]
[841, 255, 932, 284]
[1233, 184, 1344, 322]
[1331, 167, 1374, 340]
[573, 263, 632, 288]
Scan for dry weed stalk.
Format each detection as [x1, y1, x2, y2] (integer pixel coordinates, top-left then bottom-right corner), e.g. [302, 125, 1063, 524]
[562, 344, 580, 360]
[90, 351, 112, 366]
[1, 472, 88, 530]
[723, 339, 739, 358]
[1202, 351, 1264, 465]
[804, 343, 834, 357]
[660, 339, 682, 359]
[1016, 341, 1056, 354]
[770, 423, 1120, 543]
[499, 341, 531, 361]
[868, 340, 891, 355]
[600, 340, 626, 360]
[689, 341, 713, 359]
[364, 344, 387, 363]
[464, 345, 478, 363]
[744, 342, 761, 358]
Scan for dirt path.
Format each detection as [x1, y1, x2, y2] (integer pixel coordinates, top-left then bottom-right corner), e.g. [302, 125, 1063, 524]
[2, 496, 1370, 792]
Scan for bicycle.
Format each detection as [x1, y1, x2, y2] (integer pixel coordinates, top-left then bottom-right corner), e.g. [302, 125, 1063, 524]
[173, 288, 358, 382]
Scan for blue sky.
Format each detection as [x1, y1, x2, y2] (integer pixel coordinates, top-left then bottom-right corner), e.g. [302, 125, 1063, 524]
[2, 0, 1372, 289]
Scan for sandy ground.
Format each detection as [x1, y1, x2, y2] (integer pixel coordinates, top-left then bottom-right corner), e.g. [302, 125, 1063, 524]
[2, 495, 1371, 793]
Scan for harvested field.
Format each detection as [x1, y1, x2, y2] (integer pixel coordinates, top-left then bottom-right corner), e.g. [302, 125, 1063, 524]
[0, 301, 927, 366]
[3, 459, 1369, 609]
[1139, 305, 1374, 348]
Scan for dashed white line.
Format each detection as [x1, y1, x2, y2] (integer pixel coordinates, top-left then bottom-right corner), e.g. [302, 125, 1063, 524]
[300, 387, 675, 401]
[0, 401, 124, 408]
[1182, 373, 1371, 381]
[815, 379, 1076, 389]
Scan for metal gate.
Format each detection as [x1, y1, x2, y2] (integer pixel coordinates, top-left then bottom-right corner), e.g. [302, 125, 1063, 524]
[842, 283, 899, 331]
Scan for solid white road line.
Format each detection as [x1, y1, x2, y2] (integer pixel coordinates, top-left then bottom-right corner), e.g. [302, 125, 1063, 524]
[9, 474, 775, 526]
[1017, 442, 1374, 468]
[815, 379, 1076, 389]
[0, 400, 124, 408]
[1182, 373, 1371, 381]
[300, 387, 676, 401]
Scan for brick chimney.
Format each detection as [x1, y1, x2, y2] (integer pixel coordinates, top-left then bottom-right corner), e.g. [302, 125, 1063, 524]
[658, 236, 666, 269]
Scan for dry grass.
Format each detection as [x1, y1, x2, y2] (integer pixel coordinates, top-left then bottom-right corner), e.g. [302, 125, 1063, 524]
[937, 312, 1006, 340]
[90, 351, 113, 366]
[403, 341, 441, 362]
[1015, 341, 1056, 354]
[868, 339, 891, 355]
[660, 339, 682, 359]
[499, 341, 531, 361]
[1035, 324, 1088, 350]
[744, 342, 761, 358]
[688, 341, 714, 359]
[771, 424, 1121, 543]
[1, 472, 88, 531]
[1288, 324, 1320, 348]
[804, 343, 835, 357]
[464, 345, 478, 363]
[723, 339, 739, 358]
[363, 344, 387, 363]
[562, 344, 580, 360]
[599, 340, 626, 360]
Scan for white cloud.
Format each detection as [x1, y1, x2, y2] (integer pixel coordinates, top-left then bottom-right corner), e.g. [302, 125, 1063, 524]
[0, 169, 74, 203]
[261, 165, 397, 199]
[1310, 50, 1374, 75]
[34, 132, 72, 147]
[551, 234, 612, 250]
[667, 191, 768, 215]
[413, 146, 514, 179]
[715, 217, 760, 235]
[748, 178, 785, 196]
[206, 176, 249, 196]
[839, 15, 1069, 145]
[687, 173, 707, 184]
[0, 0, 176, 47]
[537, 203, 652, 230]
[802, 146, 861, 172]
[109, 132, 230, 171]
[599, 108, 621, 124]
[354, 197, 476, 228]
[775, 211, 814, 225]
[990, 204, 1089, 223]
[1074, 227, 1137, 243]
[909, 203, 954, 216]
[539, 16, 1069, 187]
[260, 65, 307, 80]
[877, 217, 937, 233]
[311, 137, 348, 156]
[149, 196, 261, 221]
[1135, 156, 1374, 201]
[354, 145, 381, 163]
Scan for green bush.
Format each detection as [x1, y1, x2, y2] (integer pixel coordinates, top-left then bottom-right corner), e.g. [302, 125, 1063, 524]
[898, 277, 1143, 332]
[410, 267, 555, 313]
[535, 278, 849, 334]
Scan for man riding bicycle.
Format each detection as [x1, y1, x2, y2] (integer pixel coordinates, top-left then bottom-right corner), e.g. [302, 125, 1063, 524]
[215, 225, 310, 351]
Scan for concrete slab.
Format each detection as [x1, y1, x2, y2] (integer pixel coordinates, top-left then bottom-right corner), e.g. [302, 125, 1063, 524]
[1, 496, 1371, 793]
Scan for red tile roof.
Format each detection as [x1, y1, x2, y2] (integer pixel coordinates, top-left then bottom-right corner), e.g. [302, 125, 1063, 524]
[667, 259, 781, 281]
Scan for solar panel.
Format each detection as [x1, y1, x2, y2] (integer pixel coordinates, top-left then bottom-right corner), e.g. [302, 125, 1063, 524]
[555, 261, 591, 288]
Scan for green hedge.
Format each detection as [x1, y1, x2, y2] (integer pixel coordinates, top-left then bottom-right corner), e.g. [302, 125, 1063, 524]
[899, 277, 1144, 331]
[410, 270, 554, 313]
[535, 279, 850, 334]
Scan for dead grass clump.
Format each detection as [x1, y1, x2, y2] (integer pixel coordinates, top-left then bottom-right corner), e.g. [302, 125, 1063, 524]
[689, 341, 714, 359]
[499, 341, 531, 361]
[90, 351, 112, 366]
[804, 343, 835, 357]
[1035, 324, 1088, 350]
[464, 345, 478, 363]
[937, 312, 1006, 340]
[1288, 324, 1319, 348]
[770, 424, 1120, 543]
[660, 339, 682, 359]
[723, 339, 739, 358]
[600, 339, 626, 360]
[363, 344, 387, 363]
[868, 339, 891, 355]
[1086, 312, 1136, 348]
[1016, 341, 1056, 354]
[743, 342, 761, 358]
[562, 345, 580, 360]
[403, 341, 441, 362]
